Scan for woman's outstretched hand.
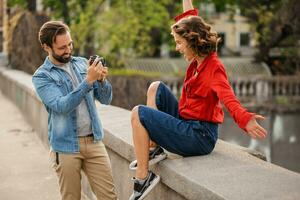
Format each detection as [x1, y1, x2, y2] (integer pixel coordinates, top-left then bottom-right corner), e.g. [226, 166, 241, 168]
[245, 115, 268, 139]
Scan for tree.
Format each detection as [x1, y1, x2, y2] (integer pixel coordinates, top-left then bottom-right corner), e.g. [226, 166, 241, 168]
[213, 0, 300, 75]
[193, 0, 299, 75]
[37, 0, 181, 67]
[8, 0, 36, 12]
[95, 0, 173, 66]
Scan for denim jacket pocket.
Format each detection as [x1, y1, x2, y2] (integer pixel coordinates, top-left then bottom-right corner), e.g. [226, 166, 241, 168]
[53, 78, 69, 95]
[80, 71, 87, 76]
[55, 79, 64, 86]
[79, 71, 87, 82]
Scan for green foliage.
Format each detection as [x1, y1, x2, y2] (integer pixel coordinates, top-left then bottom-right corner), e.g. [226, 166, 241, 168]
[109, 68, 161, 77]
[236, 0, 299, 74]
[8, 0, 26, 8]
[68, 0, 105, 55]
[9, 0, 298, 74]
[38, 0, 181, 68]
[275, 96, 289, 105]
[252, 7, 274, 45]
[96, 0, 172, 67]
[42, 0, 68, 22]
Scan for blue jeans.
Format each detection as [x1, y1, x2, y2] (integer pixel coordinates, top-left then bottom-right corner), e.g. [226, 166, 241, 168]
[138, 82, 218, 156]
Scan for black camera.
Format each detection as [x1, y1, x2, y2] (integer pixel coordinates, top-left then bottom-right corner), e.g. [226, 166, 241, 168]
[89, 55, 106, 67]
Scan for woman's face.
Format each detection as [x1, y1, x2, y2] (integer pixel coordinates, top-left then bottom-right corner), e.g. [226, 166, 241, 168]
[172, 32, 195, 62]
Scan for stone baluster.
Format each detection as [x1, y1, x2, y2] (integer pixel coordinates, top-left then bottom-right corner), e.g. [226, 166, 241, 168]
[242, 82, 248, 97]
[275, 80, 280, 96]
[236, 80, 241, 96]
[249, 80, 254, 96]
[282, 81, 287, 96]
[296, 81, 300, 96]
[231, 80, 237, 95]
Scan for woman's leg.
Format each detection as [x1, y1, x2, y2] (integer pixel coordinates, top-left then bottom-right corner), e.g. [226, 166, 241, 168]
[138, 106, 217, 156]
[131, 106, 150, 179]
[146, 81, 160, 109]
[146, 81, 160, 147]
[131, 81, 179, 179]
[146, 81, 179, 147]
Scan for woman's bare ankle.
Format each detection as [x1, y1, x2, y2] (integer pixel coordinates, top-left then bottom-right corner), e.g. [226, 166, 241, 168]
[136, 169, 148, 180]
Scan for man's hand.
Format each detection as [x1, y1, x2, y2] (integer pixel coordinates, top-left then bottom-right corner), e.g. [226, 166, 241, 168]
[86, 57, 103, 85]
[97, 65, 108, 82]
[245, 115, 268, 139]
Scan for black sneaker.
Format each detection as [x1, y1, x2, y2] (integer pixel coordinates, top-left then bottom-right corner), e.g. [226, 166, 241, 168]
[129, 171, 160, 200]
[129, 146, 167, 170]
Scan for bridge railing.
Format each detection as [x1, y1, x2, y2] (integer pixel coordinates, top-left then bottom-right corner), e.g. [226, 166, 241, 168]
[161, 75, 300, 104]
[1, 66, 300, 200]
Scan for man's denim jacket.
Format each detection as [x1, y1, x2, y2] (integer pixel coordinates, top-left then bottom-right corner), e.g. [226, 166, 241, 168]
[32, 56, 112, 153]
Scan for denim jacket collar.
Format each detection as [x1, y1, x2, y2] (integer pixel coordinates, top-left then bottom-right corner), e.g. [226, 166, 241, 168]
[43, 56, 80, 71]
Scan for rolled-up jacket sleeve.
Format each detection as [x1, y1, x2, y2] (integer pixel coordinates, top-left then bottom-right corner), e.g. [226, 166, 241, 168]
[93, 79, 113, 105]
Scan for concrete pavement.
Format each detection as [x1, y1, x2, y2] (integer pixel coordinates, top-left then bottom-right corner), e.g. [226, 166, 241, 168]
[0, 91, 60, 200]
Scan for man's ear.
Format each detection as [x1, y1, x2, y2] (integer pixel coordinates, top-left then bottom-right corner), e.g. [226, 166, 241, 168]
[42, 43, 51, 52]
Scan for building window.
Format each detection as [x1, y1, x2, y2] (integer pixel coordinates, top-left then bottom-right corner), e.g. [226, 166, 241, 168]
[240, 33, 250, 46]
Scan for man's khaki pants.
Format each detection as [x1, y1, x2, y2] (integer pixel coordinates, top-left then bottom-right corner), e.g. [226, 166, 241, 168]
[50, 137, 118, 200]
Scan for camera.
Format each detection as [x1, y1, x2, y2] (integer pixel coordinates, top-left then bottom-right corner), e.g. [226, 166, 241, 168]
[89, 55, 106, 67]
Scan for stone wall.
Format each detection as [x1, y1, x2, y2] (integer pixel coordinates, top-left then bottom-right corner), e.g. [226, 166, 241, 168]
[5, 10, 48, 74]
[109, 75, 183, 110]
[1, 66, 300, 200]
[108, 75, 155, 110]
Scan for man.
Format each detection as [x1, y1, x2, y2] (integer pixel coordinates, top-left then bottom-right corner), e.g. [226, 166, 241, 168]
[32, 21, 117, 200]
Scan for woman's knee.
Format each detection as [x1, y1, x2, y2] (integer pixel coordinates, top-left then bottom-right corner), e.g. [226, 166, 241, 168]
[131, 105, 140, 125]
[147, 81, 161, 99]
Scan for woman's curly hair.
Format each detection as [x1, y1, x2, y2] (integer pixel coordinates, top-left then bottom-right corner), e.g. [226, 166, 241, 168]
[171, 16, 221, 56]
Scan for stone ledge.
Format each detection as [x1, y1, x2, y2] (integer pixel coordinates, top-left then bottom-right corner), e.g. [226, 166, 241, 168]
[98, 104, 300, 200]
[1, 66, 300, 200]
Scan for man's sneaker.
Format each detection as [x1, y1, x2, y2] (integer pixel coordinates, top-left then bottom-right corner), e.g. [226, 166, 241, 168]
[129, 146, 167, 170]
[129, 171, 160, 200]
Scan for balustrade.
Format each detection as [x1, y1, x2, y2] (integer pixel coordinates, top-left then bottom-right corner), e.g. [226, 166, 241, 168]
[161, 76, 300, 104]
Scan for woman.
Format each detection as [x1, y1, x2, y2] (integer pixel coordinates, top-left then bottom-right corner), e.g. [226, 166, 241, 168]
[129, 1, 267, 199]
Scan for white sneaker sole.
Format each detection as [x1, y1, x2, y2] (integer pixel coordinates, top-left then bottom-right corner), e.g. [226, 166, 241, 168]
[129, 153, 167, 170]
[129, 175, 160, 200]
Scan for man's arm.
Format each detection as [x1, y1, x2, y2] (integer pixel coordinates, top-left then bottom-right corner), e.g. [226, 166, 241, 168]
[183, 0, 194, 12]
[93, 79, 113, 105]
[32, 72, 92, 114]
[86, 57, 113, 105]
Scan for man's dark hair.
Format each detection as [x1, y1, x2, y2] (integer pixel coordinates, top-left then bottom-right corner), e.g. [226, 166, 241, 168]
[39, 21, 70, 48]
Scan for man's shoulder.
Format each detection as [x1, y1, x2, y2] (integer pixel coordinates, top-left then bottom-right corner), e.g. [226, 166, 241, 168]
[32, 63, 48, 78]
[33, 57, 54, 77]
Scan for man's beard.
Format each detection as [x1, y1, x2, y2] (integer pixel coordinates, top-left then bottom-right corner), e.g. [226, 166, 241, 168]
[51, 49, 72, 63]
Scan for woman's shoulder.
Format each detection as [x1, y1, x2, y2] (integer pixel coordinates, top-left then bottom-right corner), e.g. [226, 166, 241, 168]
[207, 52, 224, 68]
[206, 53, 228, 78]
